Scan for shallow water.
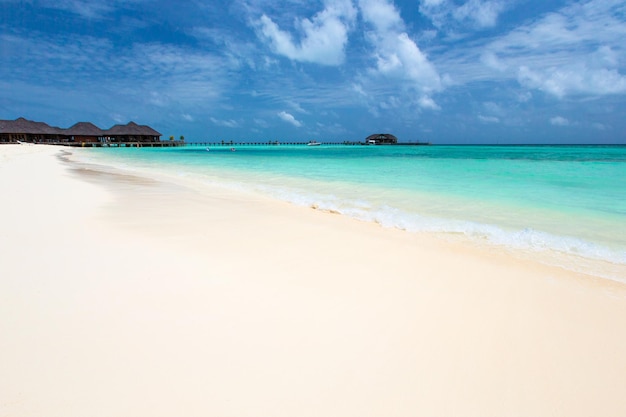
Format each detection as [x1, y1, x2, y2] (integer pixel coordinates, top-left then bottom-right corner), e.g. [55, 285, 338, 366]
[76, 144, 626, 281]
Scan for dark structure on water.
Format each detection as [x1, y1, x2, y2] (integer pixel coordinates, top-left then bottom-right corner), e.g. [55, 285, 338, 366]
[0, 117, 169, 146]
[364, 133, 429, 145]
[366, 133, 398, 145]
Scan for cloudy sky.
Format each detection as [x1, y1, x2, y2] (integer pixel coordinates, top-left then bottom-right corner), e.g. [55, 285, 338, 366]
[1, 0, 625, 144]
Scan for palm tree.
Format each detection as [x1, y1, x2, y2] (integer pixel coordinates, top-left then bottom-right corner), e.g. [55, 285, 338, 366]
[169, 135, 174, 141]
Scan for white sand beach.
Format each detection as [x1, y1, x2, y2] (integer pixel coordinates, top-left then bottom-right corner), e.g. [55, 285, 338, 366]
[1, 144, 626, 417]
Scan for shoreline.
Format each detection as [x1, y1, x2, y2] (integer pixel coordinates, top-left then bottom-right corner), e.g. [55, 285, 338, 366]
[72, 145, 626, 284]
[2, 144, 626, 416]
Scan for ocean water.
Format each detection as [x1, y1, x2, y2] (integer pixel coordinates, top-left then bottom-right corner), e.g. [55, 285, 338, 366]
[75, 144, 626, 281]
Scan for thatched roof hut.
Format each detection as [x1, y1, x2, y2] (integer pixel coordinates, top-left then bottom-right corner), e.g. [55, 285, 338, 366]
[64, 122, 106, 143]
[0, 117, 61, 135]
[365, 133, 398, 144]
[105, 121, 162, 142]
[0, 117, 64, 142]
[65, 122, 105, 136]
[106, 121, 160, 136]
[0, 117, 162, 143]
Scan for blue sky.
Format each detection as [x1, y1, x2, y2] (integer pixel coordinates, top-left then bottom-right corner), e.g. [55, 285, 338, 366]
[1, 0, 625, 144]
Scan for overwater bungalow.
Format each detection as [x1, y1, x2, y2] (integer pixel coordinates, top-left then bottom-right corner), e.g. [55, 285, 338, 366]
[105, 121, 161, 143]
[65, 121, 106, 144]
[365, 133, 398, 145]
[0, 117, 65, 143]
[0, 117, 163, 145]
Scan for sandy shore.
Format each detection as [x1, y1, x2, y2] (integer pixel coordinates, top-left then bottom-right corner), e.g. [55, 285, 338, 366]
[1, 144, 626, 417]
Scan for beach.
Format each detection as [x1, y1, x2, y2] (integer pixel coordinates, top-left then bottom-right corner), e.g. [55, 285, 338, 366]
[1, 144, 626, 417]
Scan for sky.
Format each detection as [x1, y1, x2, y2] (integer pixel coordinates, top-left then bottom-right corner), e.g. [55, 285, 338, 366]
[1, 0, 625, 144]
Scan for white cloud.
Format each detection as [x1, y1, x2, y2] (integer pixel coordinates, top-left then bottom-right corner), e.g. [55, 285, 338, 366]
[419, 95, 440, 110]
[422, 0, 445, 6]
[38, 0, 150, 19]
[483, 101, 503, 115]
[503, 1, 626, 98]
[287, 101, 309, 114]
[478, 115, 499, 123]
[359, 0, 402, 32]
[550, 116, 569, 126]
[277, 111, 302, 127]
[593, 45, 619, 68]
[149, 91, 168, 107]
[182, 113, 194, 122]
[110, 113, 125, 123]
[418, 0, 447, 29]
[359, 0, 442, 109]
[40, 0, 115, 19]
[193, 27, 260, 70]
[453, 0, 504, 28]
[210, 117, 239, 128]
[436, 0, 626, 98]
[254, 118, 269, 128]
[518, 64, 626, 98]
[352, 83, 367, 96]
[419, 0, 506, 30]
[477, 101, 503, 123]
[480, 51, 507, 71]
[256, 0, 356, 66]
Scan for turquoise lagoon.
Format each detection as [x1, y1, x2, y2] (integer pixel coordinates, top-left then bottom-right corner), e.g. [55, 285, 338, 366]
[76, 144, 626, 281]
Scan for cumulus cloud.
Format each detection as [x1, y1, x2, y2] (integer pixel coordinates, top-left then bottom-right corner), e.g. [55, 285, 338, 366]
[439, 0, 626, 99]
[277, 111, 302, 127]
[502, 2, 626, 98]
[550, 116, 569, 126]
[359, 0, 402, 32]
[256, 0, 356, 65]
[418, 95, 440, 110]
[518, 64, 626, 98]
[359, 0, 442, 109]
[453, 0, 504, 28]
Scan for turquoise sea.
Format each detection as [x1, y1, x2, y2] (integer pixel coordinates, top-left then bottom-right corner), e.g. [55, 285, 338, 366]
[77, 144, 626, 281]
